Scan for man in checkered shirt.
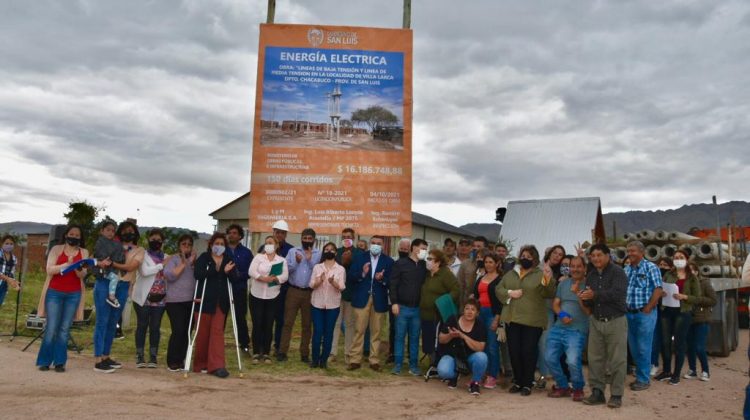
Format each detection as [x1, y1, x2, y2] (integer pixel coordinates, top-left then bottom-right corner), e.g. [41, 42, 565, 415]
[624, 240, 663, 391]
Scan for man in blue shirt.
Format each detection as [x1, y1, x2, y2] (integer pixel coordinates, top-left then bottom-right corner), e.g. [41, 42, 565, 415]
[624, 240, 663, 391]
[225, 224, 254, 353]
[347, 236, 393, 371]
[544, 256, 590, 401]
[278, 228, 321, 362]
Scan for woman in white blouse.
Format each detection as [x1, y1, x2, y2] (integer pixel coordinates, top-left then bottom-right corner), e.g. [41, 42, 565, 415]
[309, 242, 346, 369]
[248, 236, 289, 363]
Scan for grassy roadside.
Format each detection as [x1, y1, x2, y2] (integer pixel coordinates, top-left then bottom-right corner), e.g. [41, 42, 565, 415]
[0, 271, 419, 379]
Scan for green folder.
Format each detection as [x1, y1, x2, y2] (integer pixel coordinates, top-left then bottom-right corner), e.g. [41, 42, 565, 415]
[268, 262, 284, 287]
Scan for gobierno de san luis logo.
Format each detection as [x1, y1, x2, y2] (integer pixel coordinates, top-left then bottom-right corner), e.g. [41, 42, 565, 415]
[307, 28, 359, 47]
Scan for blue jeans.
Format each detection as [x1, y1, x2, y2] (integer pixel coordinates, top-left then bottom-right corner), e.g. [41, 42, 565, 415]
[687, 322, 709, 374]
[537, 308, 555, 376]
[93, 278, 129, 357]
[0, 281, 8, 306]
[544, 327, 586, 390]
[394, 305, 421, 372]
[437, 352, 489, 383]
[626, 309, 657, 384]
[311, 307, 340, 364]
[479, 306, 500, 378]
[36, 289, 81, 367]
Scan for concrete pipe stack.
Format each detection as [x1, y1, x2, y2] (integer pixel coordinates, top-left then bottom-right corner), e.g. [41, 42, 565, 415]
[617, 230, 737, 277]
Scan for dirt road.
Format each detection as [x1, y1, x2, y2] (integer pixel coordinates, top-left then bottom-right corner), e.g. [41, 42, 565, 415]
[0, 334, 746, 419]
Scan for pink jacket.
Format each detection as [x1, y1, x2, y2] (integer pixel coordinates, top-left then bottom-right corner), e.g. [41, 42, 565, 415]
[310, 262, 346, 309]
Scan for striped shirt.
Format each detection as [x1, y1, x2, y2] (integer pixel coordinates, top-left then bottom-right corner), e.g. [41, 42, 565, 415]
[625, 259, 662, 310]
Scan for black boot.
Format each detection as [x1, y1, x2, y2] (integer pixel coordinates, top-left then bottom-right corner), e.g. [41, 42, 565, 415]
[583, 388, 606, 405]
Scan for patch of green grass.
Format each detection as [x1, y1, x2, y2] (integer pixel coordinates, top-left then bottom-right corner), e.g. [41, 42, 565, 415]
[0, 272, 417, 380]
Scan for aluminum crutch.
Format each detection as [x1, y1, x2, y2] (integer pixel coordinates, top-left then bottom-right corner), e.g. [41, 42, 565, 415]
[183, 273, 208, 378]
[226, 279, 244, 378]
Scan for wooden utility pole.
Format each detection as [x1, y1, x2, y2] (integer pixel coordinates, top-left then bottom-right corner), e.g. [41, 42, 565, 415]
[267, 0, 276, 24]
[403, 0, 411, 29]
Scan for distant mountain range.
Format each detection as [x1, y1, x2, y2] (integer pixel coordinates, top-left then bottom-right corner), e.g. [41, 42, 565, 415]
[460, 201, 750, 241]
[0, 221, 211, 239]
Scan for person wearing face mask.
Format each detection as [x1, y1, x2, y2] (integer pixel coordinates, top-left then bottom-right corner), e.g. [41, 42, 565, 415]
[387, 237, 413, 364]
[333, 227, 364, 365]
[496, 245, 556, 396]
[93, 221, 145, 373]
[419, 249, 460, 371]
[0, 235, 20, 307]
[389, 238, 428, 375]
[655, 250, 701, 385]
[92, 220, 126, 309]
[191, 233, 236, 378]
[456, 236, 488, 309]
[544, 256, 590, 401]
[309, 242, 346, 368]
[36, 225, 103, 372]
[685, 262, 717, 382]
[163, 234, 197, 371]
[278, 228, 321, 363]
[470, 253, 504, 389]
[224, 224, 254, 355]
[131, 229, 168, 368]
[248, 236, 289, 364]
[346, 236, 394, 371]
[650, 257, 673, 377]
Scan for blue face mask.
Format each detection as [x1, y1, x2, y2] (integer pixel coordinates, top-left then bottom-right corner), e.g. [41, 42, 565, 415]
[212, 245, 225, 256]
[370, 244, 382, 256]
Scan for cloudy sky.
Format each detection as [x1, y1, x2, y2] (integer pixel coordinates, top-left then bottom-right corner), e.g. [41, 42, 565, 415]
[2, 0, 749, 233]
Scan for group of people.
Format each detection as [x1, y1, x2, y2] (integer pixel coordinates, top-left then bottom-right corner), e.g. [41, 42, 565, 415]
[24, 219, 737, 408]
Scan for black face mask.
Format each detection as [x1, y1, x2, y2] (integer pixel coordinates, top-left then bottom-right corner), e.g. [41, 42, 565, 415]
[323, 251, 336, 260]
[520, 258, 534, 269]
[659, 268, 669, 277]
[149, 240, 163, 251]
[65, 237, 80, 247]
[476, 260, 485, 269]
[398, 251, 409, 259]
[121, 233, 136, 243]
[302, 241, 314, 250]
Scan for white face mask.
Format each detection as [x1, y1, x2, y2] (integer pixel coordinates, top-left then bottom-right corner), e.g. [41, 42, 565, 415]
[673, 259, 687, 269]
[426, 260, 435, 271]
[212, 245, 225, 256]
[370, 244, 382, 256]
[264, 244, 276, 255]
[417, 249, 428, 260]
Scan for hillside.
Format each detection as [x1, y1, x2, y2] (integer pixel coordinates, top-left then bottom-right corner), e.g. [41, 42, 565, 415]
[459, 222, 502, 240]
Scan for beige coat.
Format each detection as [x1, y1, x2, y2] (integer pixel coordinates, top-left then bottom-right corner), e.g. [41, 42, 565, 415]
[37, 245, 88, 321]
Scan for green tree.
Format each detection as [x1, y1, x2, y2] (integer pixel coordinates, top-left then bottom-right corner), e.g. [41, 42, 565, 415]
[161, 227, 199, 255]
[63, 200, 104, 249]
[351, 106, 398, 133]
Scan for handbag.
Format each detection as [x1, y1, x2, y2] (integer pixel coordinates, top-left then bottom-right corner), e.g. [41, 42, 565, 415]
[147, 292, 166, 303]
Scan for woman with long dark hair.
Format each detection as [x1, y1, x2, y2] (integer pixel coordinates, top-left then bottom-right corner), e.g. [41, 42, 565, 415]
[309, 242, 346, 368]
[132, 228, 168, 368]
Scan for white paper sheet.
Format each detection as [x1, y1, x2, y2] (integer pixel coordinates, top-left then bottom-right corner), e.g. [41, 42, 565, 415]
[661, 282, 680, 308]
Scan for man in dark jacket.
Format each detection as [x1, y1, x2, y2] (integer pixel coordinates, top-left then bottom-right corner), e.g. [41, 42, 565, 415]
[389, 238, 428, 375]
[225, 224, 253, 354]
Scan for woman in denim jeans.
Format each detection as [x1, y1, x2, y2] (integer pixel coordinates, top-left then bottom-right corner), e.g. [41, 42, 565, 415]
[93, 221, 144, 373]
[37, 225, 108, 372]
[436, 299, 488, 395]
[470, 252, 503, 389]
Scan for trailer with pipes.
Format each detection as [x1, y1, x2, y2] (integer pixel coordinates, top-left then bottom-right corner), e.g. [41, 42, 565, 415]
[612, 228, 748, 357]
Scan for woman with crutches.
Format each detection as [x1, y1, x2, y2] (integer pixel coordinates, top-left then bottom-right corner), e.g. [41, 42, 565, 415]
[189, 233, 236, 378]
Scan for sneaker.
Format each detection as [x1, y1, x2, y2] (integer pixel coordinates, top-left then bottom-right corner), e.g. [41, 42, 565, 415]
[115, 329, 125, 340]
[212, 368, 229, 378]
[106, 296, 121, 308]
[650, 365, 659, 377]
[276, 353, 288, 362]
[447, 377, 458, 389]
[520, 387, 532, 396]
[630, 381, 650, 391]
[684, 370, 697, 379]
[469, 382, 481, 395]
[136, 355, 146, 368]
[252, 354, 261, 364]
[38, 366, 50, 372]
[534, 376, 547, 389]
[147, 356, 158, 368]
[167, 366, 182, 372]
[655, 371, 672, 381]
[508, 384, 521, 394]
[310, 361, 320, 368]
[700, 371, 710, 382]
[547, 386, 571, 398]
[263, 355, 272, 364]
[391, 367, 401, 375]
[200, 369, 208, 374]
[583, 388, 606, 405]
[94, 362, 115, 373]
[105, 358, 122, 369]
[54, 365, 66, 373]
[571, 389, 585, 402]
[607, 395, 622, 408]
[669, 376, 680, 385]
[408, 368, 422, 377]
[483, 376, 497, 389]
[319, 361, 328, 369]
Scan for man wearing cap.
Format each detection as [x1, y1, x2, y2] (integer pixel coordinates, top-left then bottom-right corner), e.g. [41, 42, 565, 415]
[258, 220, 295, 356]
[278, 228, 321, 362]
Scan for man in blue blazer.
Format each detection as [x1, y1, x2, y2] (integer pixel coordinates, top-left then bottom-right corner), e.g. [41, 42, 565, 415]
[347, 235, 393, 371]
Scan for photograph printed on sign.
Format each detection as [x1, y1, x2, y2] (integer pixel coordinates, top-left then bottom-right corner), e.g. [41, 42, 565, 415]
[260, 46, 404, 152]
